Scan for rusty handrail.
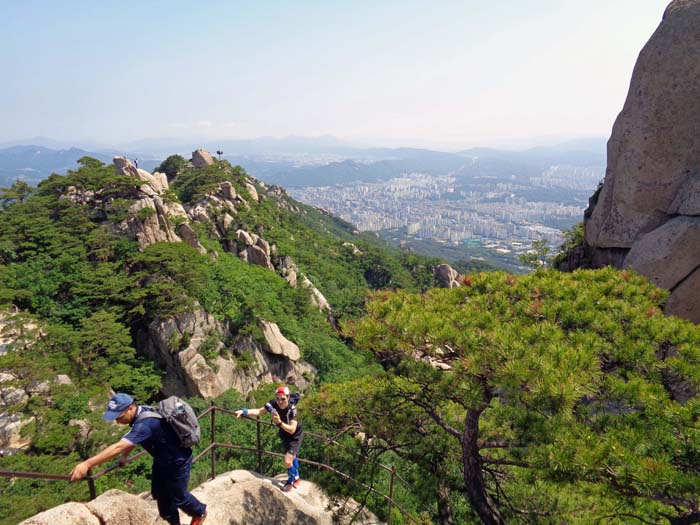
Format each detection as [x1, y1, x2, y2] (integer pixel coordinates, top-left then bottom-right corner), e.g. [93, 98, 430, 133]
[0, 403, 421, 525]
[231, 409, 414, 490]
[0, 470, 71, 481]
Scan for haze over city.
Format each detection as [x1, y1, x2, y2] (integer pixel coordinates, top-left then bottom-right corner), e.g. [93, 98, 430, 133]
[2, 0, 666, 150]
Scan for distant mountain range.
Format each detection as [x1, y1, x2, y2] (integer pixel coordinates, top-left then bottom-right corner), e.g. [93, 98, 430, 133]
[0, 146, 112, 186]
[0, 136, 607, 188]
[248, 139, 607, 188]
[0, 145, 160, 186]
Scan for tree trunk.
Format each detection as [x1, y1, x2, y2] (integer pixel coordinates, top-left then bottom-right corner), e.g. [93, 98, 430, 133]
[667, 513, 700, 525]
[436, 485, 456, 525]
[462, 408, 505, 525]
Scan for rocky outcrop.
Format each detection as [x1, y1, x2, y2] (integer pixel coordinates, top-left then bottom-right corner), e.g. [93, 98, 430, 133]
[231, 336, 315, 393]
[188, 470, 379, 525]
[277, 257, 333, 318]
[342, 242, 363, 255]
[434, 264, 461, 289]
[118, 196, 183, 249]
[260, 321, 300, 361]
[138, 309, 229, 398]
[178, 181, 333, 319]
[111, 157, 206, 253]
[176, 223, 206, 253]
[266, 185, 302, 213]
[114, 157, 168, 192]
[664, 269, 700, 324]
[0, 373, 28, 407]
[245, 182, 259, 202]
[0, 370, 76, 451]
[0, 411, 34, 450]
[279, 256, 298, 288]
[59, 186, 95, 205]
[220, 180, 236, 200]
[624, 217, 700, 290]
[246, 244, 273, 269]
[282, 260, 331, 314]
[0, 310, 43, 451]
[136, 309, 314, 398]
[0, 307, 38, 356]
[235, 228, 274, 270]
[185, 182, 251, 249]
[19, 471, 379, 525]
[576, 0, 700, 322]
[192, 149, 215, 168]
[19, 489, 158, 525]
[300, 275, 332, 313]
[20, 502, 103, 525]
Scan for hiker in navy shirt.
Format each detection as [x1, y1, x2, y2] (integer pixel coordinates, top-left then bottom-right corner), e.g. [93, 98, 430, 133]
[70, 393, 207, 525]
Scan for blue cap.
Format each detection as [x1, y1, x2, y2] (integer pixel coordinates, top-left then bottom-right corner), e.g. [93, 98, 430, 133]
[103, 393, 134, 421]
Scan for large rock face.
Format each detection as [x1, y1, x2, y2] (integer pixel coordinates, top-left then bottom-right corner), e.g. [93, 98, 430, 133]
[581, 0, 700, 322]
[136, 310, 314, 398]
[19, 471, 379, 525]
[586, 1, 700, 248]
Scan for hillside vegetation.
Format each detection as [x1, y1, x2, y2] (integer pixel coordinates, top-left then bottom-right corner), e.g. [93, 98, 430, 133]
[0, 158, 442, 522]
[2, 159, 700, 525]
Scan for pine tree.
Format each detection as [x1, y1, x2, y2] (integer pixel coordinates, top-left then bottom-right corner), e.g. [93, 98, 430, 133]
[346, 268, 700, 524]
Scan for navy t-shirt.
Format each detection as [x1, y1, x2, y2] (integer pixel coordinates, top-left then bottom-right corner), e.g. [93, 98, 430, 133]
[121, 407, 192, 466]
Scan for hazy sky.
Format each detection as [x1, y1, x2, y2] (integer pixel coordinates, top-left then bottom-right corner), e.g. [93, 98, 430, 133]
[1, 0, 668, 149]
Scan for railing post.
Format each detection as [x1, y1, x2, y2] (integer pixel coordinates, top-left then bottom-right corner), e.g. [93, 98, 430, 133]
[210, 401, 216, 480]
[256, 416, 263, 475]
[387, 464, 395, 525]
[87, 470, 97, 500]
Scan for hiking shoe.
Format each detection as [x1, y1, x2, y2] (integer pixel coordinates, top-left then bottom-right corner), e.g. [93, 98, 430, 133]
[190, 512, 207, 525]
[282, 482, 294, 492]
[292, 478, 301, 488]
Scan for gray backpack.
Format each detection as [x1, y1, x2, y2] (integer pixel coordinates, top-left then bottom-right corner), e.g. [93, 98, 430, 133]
[135, 396, 201, 448]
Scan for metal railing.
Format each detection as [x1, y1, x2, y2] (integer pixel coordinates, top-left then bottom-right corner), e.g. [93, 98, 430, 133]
[1, 402, 421, 525]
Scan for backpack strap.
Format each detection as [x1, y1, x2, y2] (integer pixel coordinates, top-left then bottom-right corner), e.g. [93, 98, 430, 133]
[134, 406, 162, 423]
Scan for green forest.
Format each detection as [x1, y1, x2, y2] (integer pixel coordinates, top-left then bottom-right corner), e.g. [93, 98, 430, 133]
[1, 159, 700, 525]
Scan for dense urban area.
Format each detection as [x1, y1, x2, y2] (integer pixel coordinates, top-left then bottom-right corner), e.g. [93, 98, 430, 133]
[290, 165, 602, 265]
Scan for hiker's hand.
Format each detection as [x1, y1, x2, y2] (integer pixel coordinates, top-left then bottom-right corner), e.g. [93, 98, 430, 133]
[272, 413, 281, 425]
[70, 461, 90, 481]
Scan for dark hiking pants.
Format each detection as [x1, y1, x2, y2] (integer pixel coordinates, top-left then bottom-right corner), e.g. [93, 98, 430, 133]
[151, 458, 206, 525]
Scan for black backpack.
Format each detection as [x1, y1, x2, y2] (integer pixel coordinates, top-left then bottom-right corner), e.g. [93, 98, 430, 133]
[135, 396, 201, 448]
